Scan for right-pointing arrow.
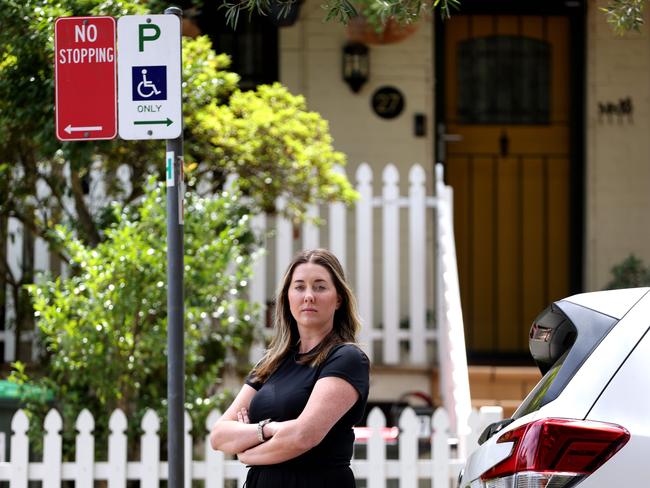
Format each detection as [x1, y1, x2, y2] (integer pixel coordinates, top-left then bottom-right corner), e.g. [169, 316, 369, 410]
[134, 118, 173, 127]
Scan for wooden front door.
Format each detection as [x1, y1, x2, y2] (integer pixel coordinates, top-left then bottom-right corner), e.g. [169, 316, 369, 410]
[443, 14, 573, 362]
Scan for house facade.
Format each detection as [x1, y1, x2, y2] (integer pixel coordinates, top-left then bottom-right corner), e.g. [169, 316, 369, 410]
[2, 0, 648, 419]
[192, 0, 650, 411]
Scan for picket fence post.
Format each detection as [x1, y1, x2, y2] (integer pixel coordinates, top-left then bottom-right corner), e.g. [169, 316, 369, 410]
[275, 197, 292, 285]
[355, 163, 374, 361]
[329, 165, 347, 269]
[432, 408, 451, 488]
[302, 204, 320, 250]
[108, 409, 127, 488]
[367, 407, 386, 488]
[76, 409, 94, 487]
[382, 164, 400, 364]
[205, 410, 224, 488]
[408, 164, 427, 365]
[141, 409, 160, 488]
[184, 411, 193, 488]
[398, 408, 418, 488]
[249, 214, 267, 313]
[43, 410, 63, 488]
[9, 410, 28, 488]
[435, 162, 473, 445]
[3, 217, 22, 363]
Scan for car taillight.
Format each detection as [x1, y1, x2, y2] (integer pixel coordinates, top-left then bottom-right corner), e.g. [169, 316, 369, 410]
[479, 418, 630, 488]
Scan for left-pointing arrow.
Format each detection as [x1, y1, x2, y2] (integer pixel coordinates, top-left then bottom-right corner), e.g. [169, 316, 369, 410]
[65, 125, 103, 134]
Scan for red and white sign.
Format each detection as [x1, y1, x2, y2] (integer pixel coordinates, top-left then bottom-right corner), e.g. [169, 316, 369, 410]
[55, 16, 117, 141]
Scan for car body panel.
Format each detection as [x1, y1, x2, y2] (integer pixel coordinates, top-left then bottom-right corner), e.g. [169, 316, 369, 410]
[575, 436, 650, 486]
[561, 287, 648, 319]
[459, 432, 514, 482]
[581, 326, 650, 486]
[542, 291, 650, 417]
[459, 288, 650, 488]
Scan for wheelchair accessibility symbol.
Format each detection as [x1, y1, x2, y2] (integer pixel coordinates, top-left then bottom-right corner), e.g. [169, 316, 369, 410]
[132, 65, 167, 101]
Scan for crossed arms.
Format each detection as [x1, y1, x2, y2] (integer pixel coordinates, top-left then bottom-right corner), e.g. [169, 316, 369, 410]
[209, 376, 358, 465]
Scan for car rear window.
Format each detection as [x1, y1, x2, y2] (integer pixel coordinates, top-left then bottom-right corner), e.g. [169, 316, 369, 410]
[514, 350, 566, 418]
[512, 301, 619, 420]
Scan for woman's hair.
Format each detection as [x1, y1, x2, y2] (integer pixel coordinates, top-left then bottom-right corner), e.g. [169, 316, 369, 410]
[249, 248, 363, 384]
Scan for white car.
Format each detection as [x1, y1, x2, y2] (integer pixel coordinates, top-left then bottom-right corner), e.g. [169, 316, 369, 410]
[458, 287, 650, 488]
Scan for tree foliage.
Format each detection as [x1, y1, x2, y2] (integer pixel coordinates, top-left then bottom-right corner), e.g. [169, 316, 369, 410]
[0, 0, 355, 363]
[605, 254, 650, 289]
[601, 0, 646, 34]
[226, 0, 646, 34]
[223, 0, 460, 28]
[11, 180, 259, 455]
[192, 83, 353, 218]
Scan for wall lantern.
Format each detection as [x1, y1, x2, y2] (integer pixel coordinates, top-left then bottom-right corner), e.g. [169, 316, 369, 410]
[342, 42, 369, 93]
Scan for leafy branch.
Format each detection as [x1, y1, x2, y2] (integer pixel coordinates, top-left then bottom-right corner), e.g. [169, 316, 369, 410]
[601, 0, 646, 34]
[224, 0, 461, 28]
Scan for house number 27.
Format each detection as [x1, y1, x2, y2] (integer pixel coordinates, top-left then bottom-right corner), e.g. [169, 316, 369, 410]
[372, 86, 405, 120]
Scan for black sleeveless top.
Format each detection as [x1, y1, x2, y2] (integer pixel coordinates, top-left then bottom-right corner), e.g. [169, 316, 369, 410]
[246, 344, 370, 468]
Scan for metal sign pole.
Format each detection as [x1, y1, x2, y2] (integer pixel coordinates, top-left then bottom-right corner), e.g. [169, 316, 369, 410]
[164, 6, 184, 488]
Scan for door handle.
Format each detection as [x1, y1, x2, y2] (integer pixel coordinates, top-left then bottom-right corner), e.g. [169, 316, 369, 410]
[437, 123, 464, 162]
[441, 133, 463, 142]
[499, 130, 509, 157]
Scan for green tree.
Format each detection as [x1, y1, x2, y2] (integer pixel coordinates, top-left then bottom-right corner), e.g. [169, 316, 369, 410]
[0, 0, 355, 362]
[228, 0, 645, 33]
[12, 179, 258, 455]
[605, 254, 650, 289]
[601, 0, 646, 34]
[224, 0, 460, 27]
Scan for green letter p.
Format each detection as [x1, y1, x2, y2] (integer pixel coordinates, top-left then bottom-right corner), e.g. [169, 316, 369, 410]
[138, 24, 161, 52]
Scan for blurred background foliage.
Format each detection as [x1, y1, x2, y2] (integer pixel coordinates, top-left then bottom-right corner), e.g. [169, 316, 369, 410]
[12, 181, 258, 456]
[0, 0, 356, 454]
[605, 254, 650, 289]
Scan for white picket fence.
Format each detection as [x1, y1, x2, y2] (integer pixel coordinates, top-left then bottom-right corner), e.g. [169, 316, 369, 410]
[244, 162, 471, 440]
[2, 161, 473, 436]
[434, 164, 472, 456]
[0, 405, 503, 488]
[3, 162, 440, 367]
[245, 162, 439, 367]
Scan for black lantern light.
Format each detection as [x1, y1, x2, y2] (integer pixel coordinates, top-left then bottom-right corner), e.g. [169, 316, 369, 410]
[342, 42, 369, 93]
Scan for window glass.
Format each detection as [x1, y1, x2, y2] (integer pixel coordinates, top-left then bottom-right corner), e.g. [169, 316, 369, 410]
[457, 36, 550, 124]
[513, 350, 566, 419]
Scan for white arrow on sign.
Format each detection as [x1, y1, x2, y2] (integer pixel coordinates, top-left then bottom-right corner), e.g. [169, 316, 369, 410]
[64, 124, 103, 134]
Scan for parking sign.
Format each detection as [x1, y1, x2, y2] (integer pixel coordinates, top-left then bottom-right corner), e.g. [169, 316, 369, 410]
[117, 15, 182, 140]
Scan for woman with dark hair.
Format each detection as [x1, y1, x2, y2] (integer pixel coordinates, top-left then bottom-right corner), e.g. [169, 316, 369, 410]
[210, 249, 370, 488]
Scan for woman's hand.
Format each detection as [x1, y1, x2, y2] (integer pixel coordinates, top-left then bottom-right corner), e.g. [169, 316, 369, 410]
[236, 407, 250, 424]
[236, 419, 283, 464]
[209, 385, 260, 454]
[264, 421, 280, 438]
[237, 407, 280, 441]
[237, 451, 251, 464]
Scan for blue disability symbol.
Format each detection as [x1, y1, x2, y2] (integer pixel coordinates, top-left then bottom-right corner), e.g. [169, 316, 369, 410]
[132, 66, 167, 101]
